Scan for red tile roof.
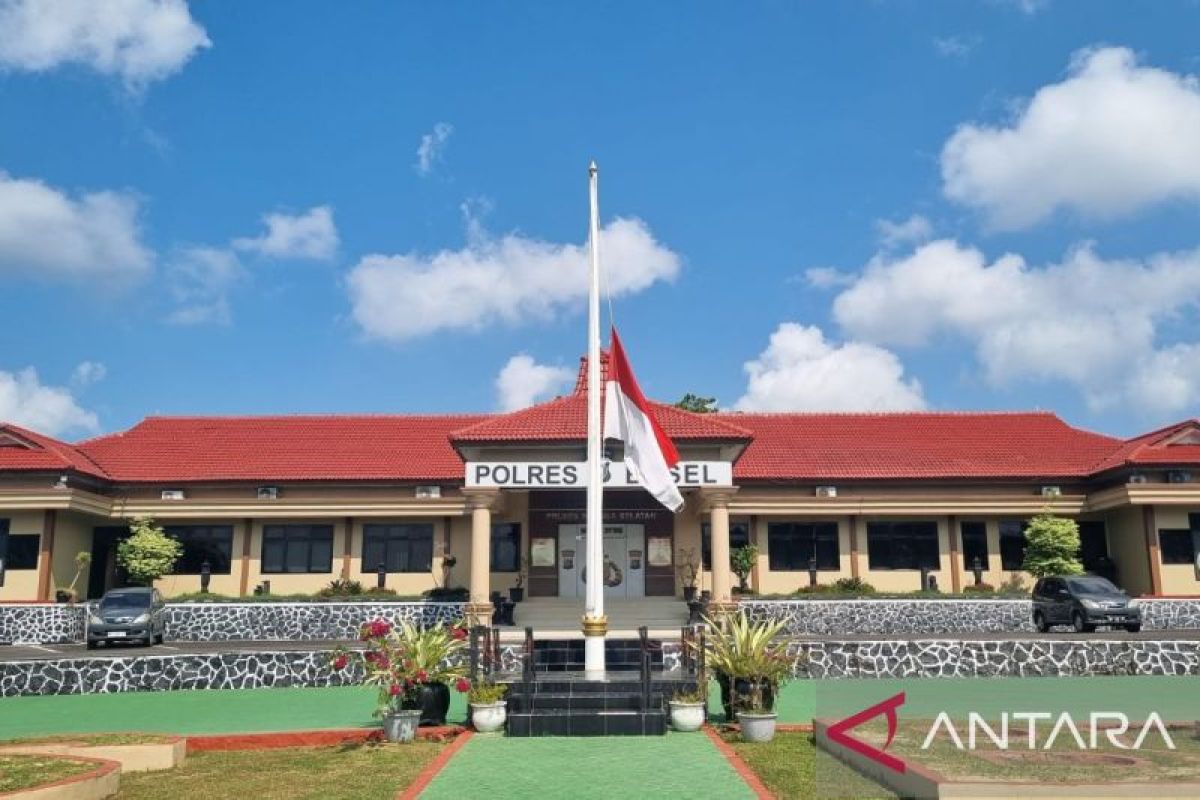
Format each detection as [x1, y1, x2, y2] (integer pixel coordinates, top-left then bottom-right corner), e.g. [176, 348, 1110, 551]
[1090, 419, 1200, 473]
[3, 409, 1199, 485]
[720, 411, 1122, 480]
[450, 394, 752, 443]
[0, 423, 109, 479]
[75, 415, 489, 482]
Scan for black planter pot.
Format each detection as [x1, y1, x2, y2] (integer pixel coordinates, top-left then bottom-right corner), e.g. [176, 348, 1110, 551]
[683, 586, 698, 603]
[715, 673, 775, 721]
[403, 681, 451, 727]
[509, 587, 525, 603]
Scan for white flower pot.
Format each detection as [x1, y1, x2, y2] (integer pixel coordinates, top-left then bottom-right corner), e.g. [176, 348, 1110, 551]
[471, 701, 507, 733]
[669, 701, 705, 732]
[737, 711, 777, 743]
[382, 709, 422, 743]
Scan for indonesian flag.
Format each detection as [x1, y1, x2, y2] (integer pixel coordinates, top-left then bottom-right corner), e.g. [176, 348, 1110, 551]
[603, 327, 684, 512]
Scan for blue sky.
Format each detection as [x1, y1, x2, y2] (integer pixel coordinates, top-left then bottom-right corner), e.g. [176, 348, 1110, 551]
[1, 0, 1198, 440]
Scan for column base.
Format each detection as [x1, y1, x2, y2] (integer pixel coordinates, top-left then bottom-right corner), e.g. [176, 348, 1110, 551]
[465, 602, 494, 628]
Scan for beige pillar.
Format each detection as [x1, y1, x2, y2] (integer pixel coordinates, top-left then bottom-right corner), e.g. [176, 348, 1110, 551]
[464, 490, 499, 626]
[702, 488, 739, 609]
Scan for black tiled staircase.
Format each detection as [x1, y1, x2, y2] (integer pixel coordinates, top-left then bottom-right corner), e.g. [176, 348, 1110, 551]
[504, 672, 693, 736]
[530, 637, 665, 672]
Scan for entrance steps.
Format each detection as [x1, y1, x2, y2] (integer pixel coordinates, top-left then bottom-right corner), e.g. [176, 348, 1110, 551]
[505, 598, 689, 641]
[502, 671, 696, 737]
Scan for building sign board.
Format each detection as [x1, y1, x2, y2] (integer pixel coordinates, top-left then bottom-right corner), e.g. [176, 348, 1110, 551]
[465, 460, 732, 489]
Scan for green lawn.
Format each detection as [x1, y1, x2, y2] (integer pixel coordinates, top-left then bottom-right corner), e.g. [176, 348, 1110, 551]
[116, 741, 444, 800]
[0, 686, 468, 740]
[725, 732, 896, 799]
[420, 733, 756, 799]
[0, 753, 97, 793]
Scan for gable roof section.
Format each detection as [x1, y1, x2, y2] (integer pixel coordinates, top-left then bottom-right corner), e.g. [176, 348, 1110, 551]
[450, 393, 752, 443]
[722, 411, 1122, 480]
[77, 415, 489, 482]
[0, 423, 109, 479]
[1090, 419, 1200, 474]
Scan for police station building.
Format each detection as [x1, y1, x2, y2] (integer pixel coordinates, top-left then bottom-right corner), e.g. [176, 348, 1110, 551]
[1, 355, 1199, 609]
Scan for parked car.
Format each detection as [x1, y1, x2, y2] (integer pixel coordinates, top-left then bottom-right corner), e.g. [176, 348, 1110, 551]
[1031, 575, 1142, 633]
[86, 587, 167, 649]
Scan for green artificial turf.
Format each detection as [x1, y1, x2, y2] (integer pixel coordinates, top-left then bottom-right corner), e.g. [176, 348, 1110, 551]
[0, 686, 469, 740]
[420, 733, 756, 800]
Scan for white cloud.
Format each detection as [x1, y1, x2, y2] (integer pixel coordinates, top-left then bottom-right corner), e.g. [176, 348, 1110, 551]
[0, 172, 152, 284]
[802, 266, 855, 289]
[495, 354, 573, 411]
[875, 214, 933, 249]
[0, 367, 98, 436]
[942, 47, 1200, 229]
[415, 122, 453, 176]
[348, 216, 681, 341]
[733, 323, 926, 412]
[831, 238, 1200, 413]
[233, 205, 338, 260]
[164, 246, 242, 326]
[933, 35, 979, 59]
[0, 0, 210, 88]
[71, 361, 106, 386]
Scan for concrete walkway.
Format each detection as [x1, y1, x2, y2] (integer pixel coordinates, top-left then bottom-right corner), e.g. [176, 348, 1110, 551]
[418, 733, 757, 799]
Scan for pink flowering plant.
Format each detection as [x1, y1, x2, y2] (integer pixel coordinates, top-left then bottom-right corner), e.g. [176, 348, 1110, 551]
[330, 617, 471, 717]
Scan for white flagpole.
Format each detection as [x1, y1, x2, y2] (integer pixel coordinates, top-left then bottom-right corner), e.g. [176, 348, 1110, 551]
[583, 161, 606, 677]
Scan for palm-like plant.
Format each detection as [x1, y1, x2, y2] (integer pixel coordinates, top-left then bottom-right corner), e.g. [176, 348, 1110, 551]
[704, 612, 791, 713]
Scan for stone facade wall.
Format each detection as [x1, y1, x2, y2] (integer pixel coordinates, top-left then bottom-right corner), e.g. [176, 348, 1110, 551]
[0, 604, 85, 645]
[794, 638, 1200, 679]
[3, 637, 1197, 696]
[160, 602, 467, 642]
[739, 598, 1200, 636]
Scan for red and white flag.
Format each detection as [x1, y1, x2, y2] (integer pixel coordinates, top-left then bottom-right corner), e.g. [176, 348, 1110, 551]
[603, 327, 684, 512]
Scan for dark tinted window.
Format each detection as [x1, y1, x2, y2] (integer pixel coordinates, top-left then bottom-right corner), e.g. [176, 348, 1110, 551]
[262, 525, 333, 574]
[999, 520, 1028, 571]
[701, 522, 751, 570]
[1160, 530, 1196, 565]
[1066, 576, 1120, 594]
[490, 523, 520, 572]
[166, 525, 233, 574]
[960, 522, 989, 571]
[866, 521, 939, 570]
[766, 522, 839, 570]
[5, 533, 40, 570]
[362, 523, 433, 573]
[101, 591, 152, 609]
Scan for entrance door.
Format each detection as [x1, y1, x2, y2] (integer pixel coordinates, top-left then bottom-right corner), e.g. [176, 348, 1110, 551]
[557, 524, 645, 599]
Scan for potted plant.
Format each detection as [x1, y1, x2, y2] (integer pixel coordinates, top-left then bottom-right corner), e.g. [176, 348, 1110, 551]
[730, 544, 758, 594]
[704, 612, 791, 742]
[668, 676, 707, 732]
[468, 677, 508, 733]
[509, 558, 528, 603]
[440, 554, 458, 589]
[54, 552, 92, 603]
[330, 617, 470, 740]
[677, 547, 699, 602]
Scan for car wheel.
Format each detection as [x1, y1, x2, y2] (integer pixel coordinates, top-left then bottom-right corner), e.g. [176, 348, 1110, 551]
[1033, 611, 1049, 633]
[1071, 612, 1094, 633]
[1125, 623, 1142, 633]
[86, 641, 98, 650]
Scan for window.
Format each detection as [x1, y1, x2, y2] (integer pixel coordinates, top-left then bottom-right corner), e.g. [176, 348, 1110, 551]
[999, 520, 1028, 571]
[362, 523, 433, 573]
[1077, 521, 1109, 572]
[767, 522, 839, 571]
[3, 533, 39, 570]
[1160, 530, 1196, 565]
[960, 522, 989, 571]
[262, 524, 333, 574]
[491, 523, 521, 572]
[165, 525, 233, 574]
[866, 521, 939, 570]
[701, 521, 751, 570]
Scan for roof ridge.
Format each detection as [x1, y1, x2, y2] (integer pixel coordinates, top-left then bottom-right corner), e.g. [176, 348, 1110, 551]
[136, 412, 496, 421]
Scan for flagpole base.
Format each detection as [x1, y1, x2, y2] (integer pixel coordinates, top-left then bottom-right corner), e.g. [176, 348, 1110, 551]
[582, 615, 607, 678]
